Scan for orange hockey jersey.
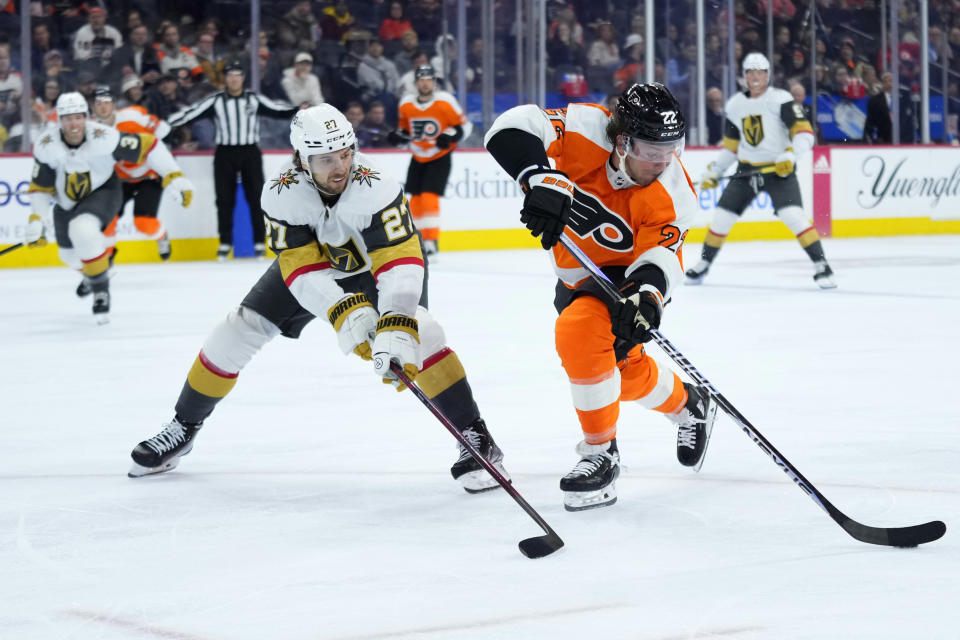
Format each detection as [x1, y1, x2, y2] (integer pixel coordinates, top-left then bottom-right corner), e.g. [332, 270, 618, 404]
[397, 90, 472, 163]
[485, 102, 698, 298]
[110, 106, 172, 182]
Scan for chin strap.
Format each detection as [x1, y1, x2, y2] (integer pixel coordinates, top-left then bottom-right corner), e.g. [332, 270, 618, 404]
[608, 142, 637, 190]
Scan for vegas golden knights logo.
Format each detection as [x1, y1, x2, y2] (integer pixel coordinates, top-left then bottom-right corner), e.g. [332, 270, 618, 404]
[322, 237, 365, 273]
[742, 115, 765, 146]
[65, 171, 92, 201]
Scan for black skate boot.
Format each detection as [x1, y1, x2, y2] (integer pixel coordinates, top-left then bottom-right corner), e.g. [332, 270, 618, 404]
[450, 418, 510, 493]
[813, 261, 837, 289]
[92, 290, 110, 325]
[560, 438, 620, 511]
[128, 417, 202, 477]
[217, 244, 232, 261]
[685, 259, 712, 285]
[157, 234, 172, 261]
[668, 383, 718, 471]
[76, 278, 92, 298]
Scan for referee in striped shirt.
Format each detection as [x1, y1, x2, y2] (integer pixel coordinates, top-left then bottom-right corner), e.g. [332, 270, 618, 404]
[167, 61, 299, 259]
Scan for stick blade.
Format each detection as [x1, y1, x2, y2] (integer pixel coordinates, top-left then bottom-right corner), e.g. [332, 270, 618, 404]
[518, 533, 564, 559]
[840, 518, 946, 547]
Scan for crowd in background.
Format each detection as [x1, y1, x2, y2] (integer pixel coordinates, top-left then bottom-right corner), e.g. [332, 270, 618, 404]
[1, 0, 959, 151]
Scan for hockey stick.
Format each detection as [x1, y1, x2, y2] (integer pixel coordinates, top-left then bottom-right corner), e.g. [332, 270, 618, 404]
[557, 233, 946, 547]
[692, 165, 778, 188]
[0, 242, 25, 257]
[390, 362, 565, 559]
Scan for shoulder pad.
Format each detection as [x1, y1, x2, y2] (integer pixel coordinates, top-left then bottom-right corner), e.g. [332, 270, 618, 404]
[261, 163, 318, 225]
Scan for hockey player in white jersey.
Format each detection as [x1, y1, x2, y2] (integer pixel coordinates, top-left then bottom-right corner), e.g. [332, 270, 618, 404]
[25, 92, 193, 323]
[688, 53, 836, 288]
[128, 104, 510, 495]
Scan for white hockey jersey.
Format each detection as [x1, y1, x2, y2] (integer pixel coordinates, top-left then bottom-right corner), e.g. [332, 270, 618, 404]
[29, 121, 157, 210]
[721, 87, 814, 165]
[260, 152, 424, 321]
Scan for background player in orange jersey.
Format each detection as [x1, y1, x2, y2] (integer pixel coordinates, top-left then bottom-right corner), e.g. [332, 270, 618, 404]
[485, 83, 718, 511]
[388, 65, 471, 257]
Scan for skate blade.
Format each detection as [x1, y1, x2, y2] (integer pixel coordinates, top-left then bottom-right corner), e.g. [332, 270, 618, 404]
[94, 313, 110, 325]
[815, 276, 837, 289]
[127, 458, 181, 478]
[458, 466, 511, 494]
[563, 486, 618, 512]
[685, 274, 705, 285]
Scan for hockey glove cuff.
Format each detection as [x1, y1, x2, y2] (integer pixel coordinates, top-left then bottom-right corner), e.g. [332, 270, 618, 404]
[328, 293, 379, 360]
[774, 152, 796, 177]
[25, 213, 47, 247]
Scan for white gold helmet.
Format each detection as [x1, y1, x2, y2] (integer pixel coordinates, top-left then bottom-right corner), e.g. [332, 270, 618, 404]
[742, 52, 770, 74]
[55, 91, 89, 121]
[290, 104, 357, 171]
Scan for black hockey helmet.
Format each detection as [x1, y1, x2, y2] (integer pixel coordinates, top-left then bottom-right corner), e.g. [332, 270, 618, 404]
[615, 82, 685, 142]
[414, 64, 436, 80]
[94, 84, 113, 101]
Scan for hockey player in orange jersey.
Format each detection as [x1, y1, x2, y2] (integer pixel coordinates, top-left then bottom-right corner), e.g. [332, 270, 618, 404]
[92, 85, 190, 271]
[388, 65, 471, 256]
[485, 83, 718, 511]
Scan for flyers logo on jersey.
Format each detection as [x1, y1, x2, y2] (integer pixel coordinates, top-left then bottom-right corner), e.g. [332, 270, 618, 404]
[567, 190, 634, 252]
[322, 237, 366, 273]
[65, 171, 92, 201]
[411, 119, 441, 140]
[742, 115, 765, 146]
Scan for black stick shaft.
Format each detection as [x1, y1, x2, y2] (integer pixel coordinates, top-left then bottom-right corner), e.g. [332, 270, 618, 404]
[390, 363, 564, 554]
[0, 242, 25, 257]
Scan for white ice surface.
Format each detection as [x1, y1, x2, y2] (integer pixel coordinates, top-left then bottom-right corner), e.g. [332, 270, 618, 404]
[1, 236, 958, 640]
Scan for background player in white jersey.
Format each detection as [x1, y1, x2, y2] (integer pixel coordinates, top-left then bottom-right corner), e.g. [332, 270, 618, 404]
[92, 85, 187, 267]
[128, 105, 510, 495]
[25, 92, 192, 323]
[688, 53, 836, 289]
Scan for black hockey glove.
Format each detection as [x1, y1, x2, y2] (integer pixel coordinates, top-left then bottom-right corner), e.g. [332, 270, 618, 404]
[387, 129, 411, 147]
[610, 284, 664, 344]
[435, 133, 454, 149]
[520, 170, 573, 249]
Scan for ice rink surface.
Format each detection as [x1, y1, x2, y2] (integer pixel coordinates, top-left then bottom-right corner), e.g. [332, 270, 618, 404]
[2, 236, 958, 639]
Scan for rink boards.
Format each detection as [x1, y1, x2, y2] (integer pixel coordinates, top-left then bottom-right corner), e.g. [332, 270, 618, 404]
[1, 145, 958, 268]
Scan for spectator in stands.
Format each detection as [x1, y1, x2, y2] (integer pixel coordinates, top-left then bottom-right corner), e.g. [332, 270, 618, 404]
[126, 10, 144, 34]
[393, 30, 420, 76]
[379, 1, 413, 44]
[548, 21, 584, 70]
[282, 51, 323, 108]
[36, 77, 62, 122]
[431, 35, 459, 87]
[356, 99, 391, 147]
[276, 0, 318, 54]
[706, 86, 724, 145]
[463, 37, 486, 92]
[41, 49, 75, 93]
[197, 18, 223, 47]
[119, 74, 145, 108]
[585, 21, 618, 70]
[859, 64, 882, 95]
[864, 70, 917, 143]
[31, 23, 56, 76]
[156, 24, 202, 82]
[72, 7, 122, 65]
[775, 25, 792, 52]
[836, 36, 864, 77]
[320, 0, 356, 42]
[0, 43, 22, 128]
[74, 68, 98, 104]
[613, 35, 644, 91]
[549, 5, 583, 46]
[194, 32, 226, 89]
[344, 100, 364, 131]
[257, 49, 286, 100]
[784, 48, 806, 83]
[112, 24, 160, 87]
[407, 0, 443, 44]
[144, 73, 186, 122]
[359, 39, 400, 107]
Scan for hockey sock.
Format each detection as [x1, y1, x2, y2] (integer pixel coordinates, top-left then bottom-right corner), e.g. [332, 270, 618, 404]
[175, 351, 238, 425]
[417, 347, 481, 428]
[701, 231, 725, 264]
[133, 215, 165, 240]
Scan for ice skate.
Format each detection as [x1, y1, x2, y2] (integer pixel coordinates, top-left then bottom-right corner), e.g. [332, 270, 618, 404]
[217, 244, 232, 261]
[450, 419, 510, 493]
[76, 278, 92, 298]
[157, 234, 171, 261]
[422, 239, 438, 258]
[813, 261, 837, 289]
[560, 439, 620, 511]
[685, 259, 711, 285]
[92, 291, 110, 324]
[254, 242, 266, 258]
[668, 383, 718, 471]
[128, 418, 202, 477]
